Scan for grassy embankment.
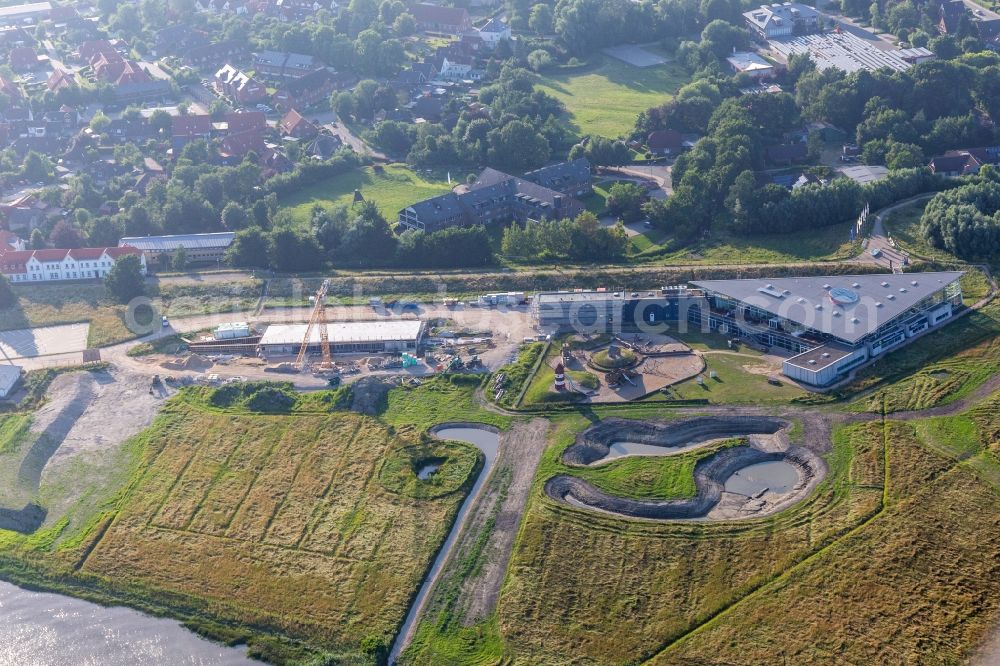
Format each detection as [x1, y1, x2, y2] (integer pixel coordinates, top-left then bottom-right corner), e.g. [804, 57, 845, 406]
[842, 298, 1000, 413]
[0, 376, 505, 665]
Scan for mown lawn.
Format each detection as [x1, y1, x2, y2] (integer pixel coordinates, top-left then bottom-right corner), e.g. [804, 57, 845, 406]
[668, 352, 807, 404]
[278, 163, 452, 225]
[536, 56, 689, 138]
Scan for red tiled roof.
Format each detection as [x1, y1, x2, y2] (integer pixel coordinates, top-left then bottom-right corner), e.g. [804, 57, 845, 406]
[172, 114, 213, 136]
[225, 111, 266, 133]
[67, 247, 106, 260]
[106, 245, 141, 259]
[32, 248, 69, 262]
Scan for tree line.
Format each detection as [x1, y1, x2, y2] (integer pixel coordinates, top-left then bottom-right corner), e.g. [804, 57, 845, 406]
[920, 169, 1000, 261]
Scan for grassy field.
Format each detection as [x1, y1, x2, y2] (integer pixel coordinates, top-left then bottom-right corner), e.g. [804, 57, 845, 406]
[278, 164, 452, 225]
[1, 280, 260, 348]
[656, 416, 1000, 665]
[882, 199, 958, 263]
[536, 56, 689, 138]
[668, 352, 808, 404]
[631, 221, 862, 265]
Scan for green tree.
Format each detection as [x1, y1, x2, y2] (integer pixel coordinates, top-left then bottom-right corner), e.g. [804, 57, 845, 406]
[0, 274, 16, 309]
[49, 220, 85, 248]
[30, 228, 46, 249]
[606, 182, 647, 223]
[529, 3, 553, 33]
[172, 246, 188, 271]
[221, 202, 250, 230]
[227, 227, 270, 268]
[487, 120, 550, 171]
[527, 49, 554, 72]
[105, 254, 146, 303]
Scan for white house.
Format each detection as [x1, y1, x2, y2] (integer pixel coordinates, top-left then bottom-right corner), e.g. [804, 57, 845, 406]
[477, 18, 511, 48]
[438, 56, 479, 81]
[0, 246, 146, 283]
[726, 51, 776, 79]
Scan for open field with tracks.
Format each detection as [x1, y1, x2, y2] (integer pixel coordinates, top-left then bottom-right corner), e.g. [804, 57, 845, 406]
[77, 404, 475, 657]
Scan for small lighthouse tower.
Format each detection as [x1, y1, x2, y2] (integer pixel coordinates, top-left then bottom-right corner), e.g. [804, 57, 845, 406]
[554, 362, 566, 391]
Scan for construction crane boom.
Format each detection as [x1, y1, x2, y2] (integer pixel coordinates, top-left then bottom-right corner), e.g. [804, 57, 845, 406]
[295, 280, 332, 370]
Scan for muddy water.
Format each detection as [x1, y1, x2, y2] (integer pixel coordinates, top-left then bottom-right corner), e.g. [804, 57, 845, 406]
[0, 580, 258, 665]
[724, 461, 799, 496]
[388, 425, 500, 664]
[603, 440, 707, 461]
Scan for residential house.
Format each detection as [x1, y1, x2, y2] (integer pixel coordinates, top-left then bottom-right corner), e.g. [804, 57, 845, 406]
[184, 39, 246, 67]
[0, 230, 24, 251]
[398, 161, 587, 231]
[476, 17, 511, 48]
[105, 117, 156, 143]
[938, 0, 967, 33]
[928, 147, 1000, 176]
[0, 194, 54, 232]
[411, 3, 472, 33]
[438, 56, 476, 80]
[273, 68, 344, 109]
[77, 39, 119, 62]
[647, 129, 684, 156]
[47, 68, 76, 91]
[218, 128, 267, 163]
[213, 64, 267, 104]
[224, 110, 267, 134]
[0, 75, 22, 100]
[743, 2, 821, 40]
[171, 114, 213, 149]
[411, 95, 443, 122]
[307, 132, 344, 159]
[523, 158, 592, 197]
[278, 108, 318, 139]
[0, 246, 145, 283]
[8, 46, 39, 71]
[253, 50, 322, 79]
[0, 26, 31, 49]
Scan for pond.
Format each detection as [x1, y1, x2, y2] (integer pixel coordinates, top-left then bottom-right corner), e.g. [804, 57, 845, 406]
[602, 440, 707, 461]
[416, 463, 440, 480]
[0, 580, 258, 666]
[724, 460, 800, 497]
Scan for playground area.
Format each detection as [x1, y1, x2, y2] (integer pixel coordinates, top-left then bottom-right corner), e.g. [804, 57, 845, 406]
[553, 334, 704, 403]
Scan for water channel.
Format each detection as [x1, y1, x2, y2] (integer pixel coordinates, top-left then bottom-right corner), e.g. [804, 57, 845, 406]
[387, 425, 501, 664]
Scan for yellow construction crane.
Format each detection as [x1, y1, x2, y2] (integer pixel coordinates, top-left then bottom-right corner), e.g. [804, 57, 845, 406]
[295, 279, 332, 370]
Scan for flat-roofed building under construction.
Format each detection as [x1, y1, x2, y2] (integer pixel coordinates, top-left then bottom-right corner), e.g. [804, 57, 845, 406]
[532, 272, 964, 386]
[257, 320, 425, 356]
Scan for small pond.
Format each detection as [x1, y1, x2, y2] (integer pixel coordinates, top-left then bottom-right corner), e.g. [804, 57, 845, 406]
[724, 460, 799, 496]
[416, 463, 440, 480]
